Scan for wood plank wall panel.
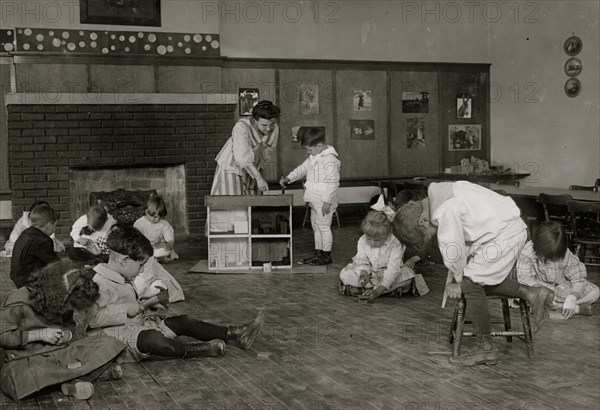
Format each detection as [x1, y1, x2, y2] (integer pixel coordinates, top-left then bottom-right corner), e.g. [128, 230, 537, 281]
[335, 70, 388, 178]
[390, 71, 440, 177]
[278, 69, 334, 181]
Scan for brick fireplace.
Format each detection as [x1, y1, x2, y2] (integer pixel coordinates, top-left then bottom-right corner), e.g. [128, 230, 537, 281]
[6, 94, 237, 238]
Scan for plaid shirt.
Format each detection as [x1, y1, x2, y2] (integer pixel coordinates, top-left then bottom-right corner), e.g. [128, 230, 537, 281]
[517, 241, 588, 300]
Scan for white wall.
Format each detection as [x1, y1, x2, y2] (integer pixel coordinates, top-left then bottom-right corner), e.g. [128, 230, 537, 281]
[489, 0, 600, 188]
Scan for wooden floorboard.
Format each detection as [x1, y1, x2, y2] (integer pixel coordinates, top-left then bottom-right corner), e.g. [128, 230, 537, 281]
[1, 225, 599, 409]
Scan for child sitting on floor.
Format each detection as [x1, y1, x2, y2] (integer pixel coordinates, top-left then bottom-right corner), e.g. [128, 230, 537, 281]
[10, 203, 61, 289]
[1, 200, 65, 258]
[133, 194, 179, 263]
[0, 261, 126, 401]
[69, 202, 116, 262]
[132, 194, 184, 303]
[339, 195, 427, 301]
[87, 224, 265, 362]
[517, 221, 599, 319]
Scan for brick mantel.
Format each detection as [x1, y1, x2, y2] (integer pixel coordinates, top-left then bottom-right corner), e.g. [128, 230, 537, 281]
[7, 97, 237, 236]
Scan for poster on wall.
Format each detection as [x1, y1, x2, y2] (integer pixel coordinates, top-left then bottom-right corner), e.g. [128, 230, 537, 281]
[353, 90, 372, 111]
[80, 0, 161, 26]
[449, 125, 481, 151]
[407, 118, 425, 149]
[239, 88, 259, 116]
[456, 94, 472, 119]
[300, 84, 319, 115]
[292, 126, 325, 148]
[401, 91, 429, 113]
[350, 120, 375, 140]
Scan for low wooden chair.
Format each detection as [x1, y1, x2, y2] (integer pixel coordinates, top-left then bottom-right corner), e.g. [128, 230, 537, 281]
[568, 200, 600, 267]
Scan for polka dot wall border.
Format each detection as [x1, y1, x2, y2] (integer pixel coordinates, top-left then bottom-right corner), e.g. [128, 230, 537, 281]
[5, 28, 220, 57]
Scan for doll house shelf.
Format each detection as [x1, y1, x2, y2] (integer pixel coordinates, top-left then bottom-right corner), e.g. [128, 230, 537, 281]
[205, 195, 293, 271]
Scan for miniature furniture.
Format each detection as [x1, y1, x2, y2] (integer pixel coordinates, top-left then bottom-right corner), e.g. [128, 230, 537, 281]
[448, 295, 534, 358]
[205, 195, 293, 271]
[568, 200, 600, 267]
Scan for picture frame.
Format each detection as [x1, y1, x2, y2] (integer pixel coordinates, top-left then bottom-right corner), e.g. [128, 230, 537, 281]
[300, 83, 319, 115]
[80, 0, 161, 27]
[353, 90, 372, 112]
[239, 88, 259, 116]
[564, 57, 583, 77]
[456, 94, 472, 119]
[407, 118, 425, 149]
[350, 120, 375, 140]
[565, 78, 581, 98]
[564, 35, 583, 56]
[449, 125, 481, 151]
[402, 91, 429, 113]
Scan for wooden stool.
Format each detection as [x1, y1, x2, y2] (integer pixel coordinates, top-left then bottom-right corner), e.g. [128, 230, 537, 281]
[448, 295, 534, 358]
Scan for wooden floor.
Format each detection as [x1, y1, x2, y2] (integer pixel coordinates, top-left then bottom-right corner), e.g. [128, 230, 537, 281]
[1, 225, 599, 409]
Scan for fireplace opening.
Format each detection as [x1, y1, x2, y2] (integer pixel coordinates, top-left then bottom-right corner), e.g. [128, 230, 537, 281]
[69, 164, 188, 235]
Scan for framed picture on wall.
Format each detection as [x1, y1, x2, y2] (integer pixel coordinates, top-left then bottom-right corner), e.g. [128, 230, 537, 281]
[401, 91, 429, 113]
[565, 78, 581, 98]
[564, 35, 583, 56]
[239, 88, 259, 116]
[449, 125, 481, 151]
[350, 120, 375, 140]
[407, 118, 425, 149]
[300, 84, 319, 115]
[456, 94, 472, 119]
[80, 0, 161, 26]
[353, 90, 372, 111]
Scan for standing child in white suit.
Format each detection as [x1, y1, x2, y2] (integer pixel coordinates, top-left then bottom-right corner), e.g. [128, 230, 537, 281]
[280, 127, 341, 265]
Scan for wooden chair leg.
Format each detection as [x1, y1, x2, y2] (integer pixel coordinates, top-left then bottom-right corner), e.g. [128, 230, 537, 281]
[501, 298, 513, 343]
[452, 296, 466, 357]
[449, 302, 459, 344]
[334, 210, 341, 227]
[519, 298, 534, 358]
[302, 206, 310, 228]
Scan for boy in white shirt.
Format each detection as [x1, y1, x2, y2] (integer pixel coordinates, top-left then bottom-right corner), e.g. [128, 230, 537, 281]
[393, 181, 555, 367]
[69, 203, 116, 262]
[280, 127, 341, 265]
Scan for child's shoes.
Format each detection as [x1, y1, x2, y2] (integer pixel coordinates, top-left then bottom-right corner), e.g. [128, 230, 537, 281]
[61, 380, 94, 400]
[96, 363, 123, 382]
[227, 310, 266, 350]
[338, 280, 362, 296]
[184, 340, 227, 358]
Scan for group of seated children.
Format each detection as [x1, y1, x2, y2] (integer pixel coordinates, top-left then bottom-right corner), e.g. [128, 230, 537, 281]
[1, 196, 265, 401]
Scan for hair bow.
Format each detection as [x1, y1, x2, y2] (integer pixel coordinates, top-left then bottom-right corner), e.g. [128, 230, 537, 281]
[371, 194, 396, 221]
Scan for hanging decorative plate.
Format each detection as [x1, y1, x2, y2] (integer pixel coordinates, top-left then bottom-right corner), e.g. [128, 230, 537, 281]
[564, 36, 583, 56]
[564, 57, 583, 77]
[564, 78, 581, 98]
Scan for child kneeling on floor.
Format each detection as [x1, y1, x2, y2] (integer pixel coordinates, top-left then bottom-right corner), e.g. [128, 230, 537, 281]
[339, 195, 427, 301]
[87, 224, 265, 362]
[517, 221, 599, 319]
[0, 261, 126, 401]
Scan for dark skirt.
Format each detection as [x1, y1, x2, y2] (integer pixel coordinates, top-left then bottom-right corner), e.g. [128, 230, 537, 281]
[1, 335, 126, 401]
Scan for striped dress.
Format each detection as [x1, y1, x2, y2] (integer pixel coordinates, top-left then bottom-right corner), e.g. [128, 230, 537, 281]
[211, 117, 278, 195]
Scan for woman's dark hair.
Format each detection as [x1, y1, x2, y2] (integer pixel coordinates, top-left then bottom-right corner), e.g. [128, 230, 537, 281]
[28, 261, 99, 324]
[533, 221, 568, 263]
[107, 223, 153, 262]
[252, 100, 281, 121]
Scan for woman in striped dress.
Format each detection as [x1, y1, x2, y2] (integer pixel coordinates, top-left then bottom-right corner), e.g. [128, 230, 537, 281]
[211, 100, 280, 195]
